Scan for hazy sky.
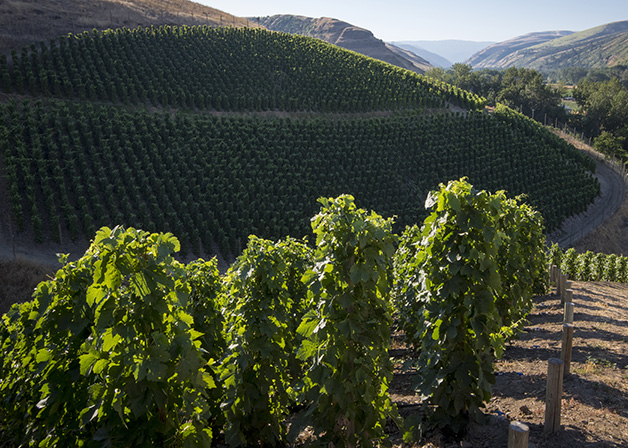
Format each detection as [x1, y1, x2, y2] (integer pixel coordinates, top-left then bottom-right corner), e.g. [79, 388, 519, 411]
[197, 0, 628, 42]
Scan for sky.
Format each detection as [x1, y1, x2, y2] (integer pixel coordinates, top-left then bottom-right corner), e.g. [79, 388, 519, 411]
[196, 0, 628, 43]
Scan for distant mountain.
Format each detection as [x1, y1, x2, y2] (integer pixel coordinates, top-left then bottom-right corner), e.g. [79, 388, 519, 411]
[465, 31, 574, 68]
[0, 0, 260, 56]
[253, 15, 433, 74]
[393, 43, 452, 68]
[466, 21, 628, 71]
[393, 40, 495, 65]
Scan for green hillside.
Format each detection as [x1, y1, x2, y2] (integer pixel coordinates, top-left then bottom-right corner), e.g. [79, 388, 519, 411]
[465, 31, 573, 68]
[467, 21, 628, 70]
[0, 26, 599, 259]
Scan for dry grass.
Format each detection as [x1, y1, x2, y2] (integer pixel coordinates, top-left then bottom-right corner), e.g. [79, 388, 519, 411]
[550, 128, 628, 256]
[0, 0, 262, 55]
[574, 195, 628, 256]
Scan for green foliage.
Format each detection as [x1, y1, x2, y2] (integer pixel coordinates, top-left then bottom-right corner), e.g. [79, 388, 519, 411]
[494, 193, 547, 326]
[560, 247, 578, 279]
[220, 235, 312, 447]
[183, 258, 228, 432]
[426, 65, 567, 121]
[574, 79, 628, 137]
[3, 192, 616, 447]
[394, 179, 546, 435]
[0, 25, 465, 113]
[297, 195, 399, 447]
[573, 78, 628, 159]
[548, 243, 564, 269]
[549, 244, 628, 283]
[0, 100, 600, 256]
[594, 131, 627, 160]
[0, 227, 215, 447]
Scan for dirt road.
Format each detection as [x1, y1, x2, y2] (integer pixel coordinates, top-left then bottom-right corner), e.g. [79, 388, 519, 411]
[547, 131, 628, 249]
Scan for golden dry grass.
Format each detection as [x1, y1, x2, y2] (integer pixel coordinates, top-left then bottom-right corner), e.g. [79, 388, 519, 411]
[0, 0, 262, 55]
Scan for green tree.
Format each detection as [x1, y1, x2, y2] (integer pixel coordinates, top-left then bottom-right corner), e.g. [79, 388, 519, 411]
[594, 131, 627, 160]
[573, 78, 628, 138]
[497, 67, 564, 118]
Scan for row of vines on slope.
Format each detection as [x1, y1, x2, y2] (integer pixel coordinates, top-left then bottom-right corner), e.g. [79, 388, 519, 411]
[0, 180, 548, 447]
[0, 26, 484, 113]
[548, 243, 628, 283]
[0, 99, 599, 258]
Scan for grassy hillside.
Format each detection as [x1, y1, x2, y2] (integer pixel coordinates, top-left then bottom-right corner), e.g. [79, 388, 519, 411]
[467, 21, 628, 70]
[0, 26, 599, 260]
[465, 31, 573, 68]
[254, 15, 432, 74]
[0, 0, 260, 56]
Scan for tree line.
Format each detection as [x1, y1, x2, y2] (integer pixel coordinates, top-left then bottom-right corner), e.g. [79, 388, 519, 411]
[427, 63, 628, 162]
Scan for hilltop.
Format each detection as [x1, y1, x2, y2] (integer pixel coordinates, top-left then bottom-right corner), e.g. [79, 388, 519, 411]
[0, 0, 260, 56]
[253, 14, 432, 74]
[467, 21, 628, 70]
[0, 25, 600, 261]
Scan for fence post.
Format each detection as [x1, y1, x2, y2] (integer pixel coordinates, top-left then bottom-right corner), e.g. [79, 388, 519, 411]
[562, 280, 572, 303]
[508, 421, 530, 448]
[564, 301, 574, 324]
[559, 274, 567, 299]
[550, 264, 557, 285]
[566, 289, 573, 303]
[544, 357, 564, 433]
[561, 323, 575, 376]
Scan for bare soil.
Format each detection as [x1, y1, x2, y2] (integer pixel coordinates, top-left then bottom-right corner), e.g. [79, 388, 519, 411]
[388, 281, 628, 448]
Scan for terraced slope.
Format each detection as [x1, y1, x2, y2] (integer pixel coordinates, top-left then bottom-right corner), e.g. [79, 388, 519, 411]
[0, 26, 599, 259]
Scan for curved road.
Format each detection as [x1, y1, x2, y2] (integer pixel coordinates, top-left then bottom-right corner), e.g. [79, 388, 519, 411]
[546, 135, 628, 248]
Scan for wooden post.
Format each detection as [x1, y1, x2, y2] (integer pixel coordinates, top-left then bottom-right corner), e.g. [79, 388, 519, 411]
[561, 324, 575, 376]
[550, 264, 557, 285]
[545, 357, 564, 433]
[562, 280, 572, 303]
[559, 273, 567, 298]
[565, 289, 573, 304]
[508, 421, 530, 448]
[564, 301, 574, 324]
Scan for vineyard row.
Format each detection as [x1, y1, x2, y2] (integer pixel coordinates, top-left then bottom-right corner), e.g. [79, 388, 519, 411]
[0, 99, 599, 258]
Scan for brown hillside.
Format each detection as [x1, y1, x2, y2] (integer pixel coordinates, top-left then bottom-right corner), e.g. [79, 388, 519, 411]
[0, 0, 262, 55]
[255, 15, 432, 74]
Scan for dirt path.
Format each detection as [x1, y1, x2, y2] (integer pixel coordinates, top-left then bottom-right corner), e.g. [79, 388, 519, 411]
[547, 130, 628, 251]
[387, 281, 628, 447]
